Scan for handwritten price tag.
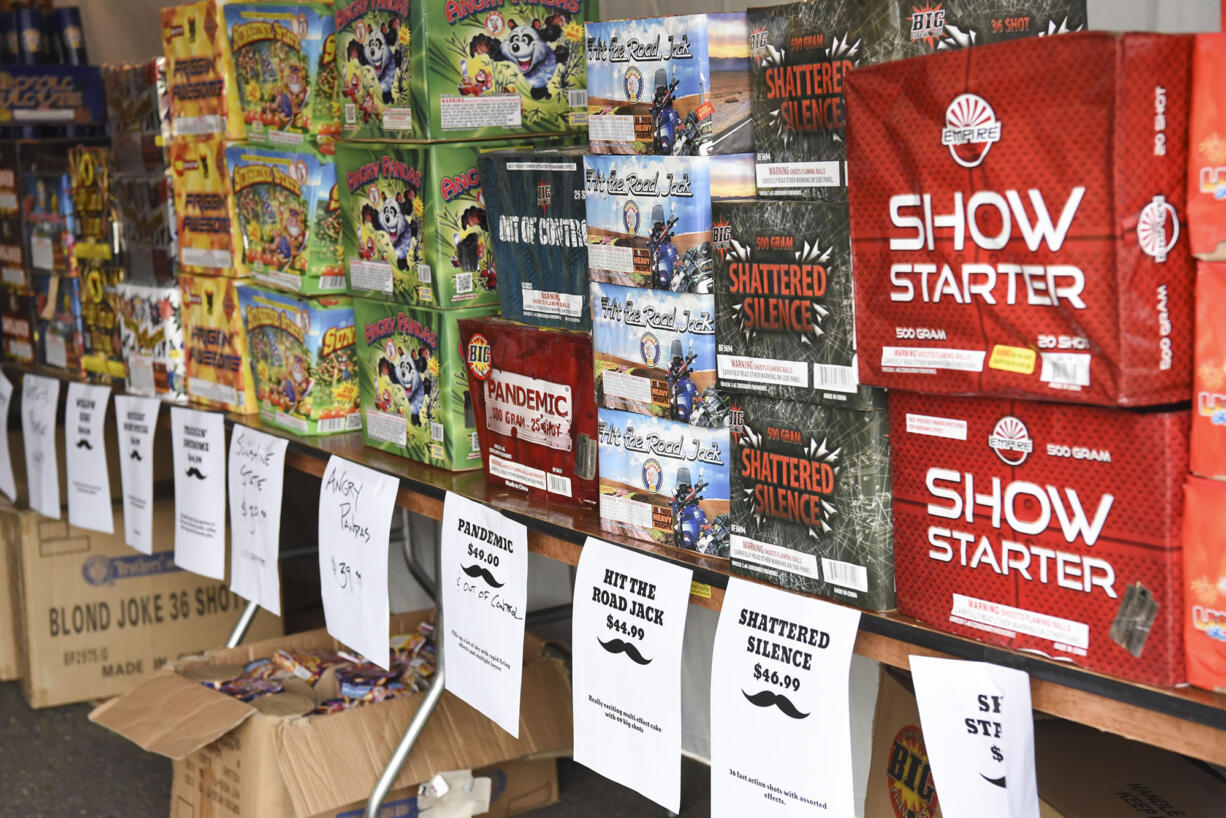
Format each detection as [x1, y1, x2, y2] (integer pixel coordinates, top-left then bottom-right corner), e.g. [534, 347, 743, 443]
[171, 407, 227, 579]
[910, 657, 1039, 818]
[65, 382, 113, 533]
[710, 577, 861, 818]
[441, 492, 527, 737]
[22, 374, 60, 519]
[571, 536, 692, 812]
[0, 370, 16, 502]
[317, 455, 397, 669]
[228, 426, 287, 616]
[114, 396, 160, 554]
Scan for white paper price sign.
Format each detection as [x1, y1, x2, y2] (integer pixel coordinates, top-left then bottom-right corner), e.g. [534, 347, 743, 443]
[441, 492, 527, 737]
[171, 407, 227, 579]
[910, 657, 1039, 818]
[115, 396, 160, 554]
[572, 536, 692, 812]
[65, 382, 113, 534]
[21, 373, 60, 519]
[317, 455, 397, 669]
[228, 426, 288, 616]
[0, 370, 16, 502]
[710, 577, 861, 817]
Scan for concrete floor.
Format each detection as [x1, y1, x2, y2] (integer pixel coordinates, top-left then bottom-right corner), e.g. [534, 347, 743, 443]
[0, 680, 709, 816]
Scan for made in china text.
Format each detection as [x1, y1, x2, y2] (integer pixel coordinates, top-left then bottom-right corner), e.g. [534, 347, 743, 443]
[888, 188, 1088, 307]
[925, 468, 1117, 597]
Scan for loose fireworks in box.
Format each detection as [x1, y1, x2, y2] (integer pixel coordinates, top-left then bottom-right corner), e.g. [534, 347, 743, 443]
[713, 198, 882, 408]
[181, 273, 257, 414]
[355, 298, 496, 471]
[224, 3, 340, 148]
[116, 282, 186, 401]
[239, 286, 360, 436]
[891, 391, 1188, 685]
[592, 281, 727, 428]
[227, 144, 344, 294]
[585, 14, 752, 156]
[847, 32, 1194, 406]
[584, 153, 755, 291]
[598, 407, 730, 555]
[479, 148, 589, 331]
[335, 0, 590, 141]
[459, 317, 598, 506]
[729, 394, 893, 610]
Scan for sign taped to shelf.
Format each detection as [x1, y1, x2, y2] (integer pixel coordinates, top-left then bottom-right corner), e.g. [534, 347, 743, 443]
[441, 491, 528, 738]
[115, 396, 160, 554]
[709, 577, 861, 817]
[21, 374, 60, 520]
[171, 407, 227, 580]
[228, 426, 287, 617]
[0, 371, 15, 502]
[572, 536, 692, 812]
[317, 454, 397, 669]
[910, 656, 1039, 818]
[65, 383, 113, 534]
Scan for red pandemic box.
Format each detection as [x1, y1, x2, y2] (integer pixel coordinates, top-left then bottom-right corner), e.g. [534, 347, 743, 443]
[1188, 33, 1226, 261]
[847, 32, 1194, 406]
[458, 318, 598, 507]
[1182, 476, 1226, 692]
[891, 391, 1188, 686]
[1191, 263, 1226, 478]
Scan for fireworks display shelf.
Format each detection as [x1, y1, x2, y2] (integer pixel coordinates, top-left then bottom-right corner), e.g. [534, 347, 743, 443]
[4, 358, 1226, 768]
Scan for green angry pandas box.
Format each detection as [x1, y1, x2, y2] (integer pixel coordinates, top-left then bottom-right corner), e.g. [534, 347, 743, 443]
[713, 199, 883, 409]
[355, 297, 496, 470]
[335, 0, 592, 142]
[339, 141, 539, 309]
[729, 394, 894, 610]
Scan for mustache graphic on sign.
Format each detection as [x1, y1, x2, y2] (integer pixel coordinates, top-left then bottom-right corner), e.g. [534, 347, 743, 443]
[129, 449, 142, 461]
[598, 637, 652, 665]
[461, 563, 503, 588]
[981, 774, 1006, 789]
[75, 439, 93, 449]
[185, 467, 207, 480]
[742, 689, 809, 720]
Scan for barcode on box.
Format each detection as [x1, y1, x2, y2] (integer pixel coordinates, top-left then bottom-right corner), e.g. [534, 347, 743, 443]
[813, 362, 858, 394]
[547, 473, 573, 498]
[1040, 353, 1091, 388]
[821, 557, 868, 593]
[318, 416, 349, 433]
[455, 273, 473, 294]
[319, 275, 346, 291]
[431, 422, 444, 442]
[347, 413, 363, 430]
[417, 263, 432, 284]
[344, 103, 356, 124]
[568, 89, 587, 108]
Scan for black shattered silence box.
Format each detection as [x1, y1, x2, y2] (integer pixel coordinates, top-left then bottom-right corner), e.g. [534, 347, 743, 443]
[747, 0, 1086, 199]
[713, 199, 883, 409]
[729, 394, 894, 610]
[480, 148, 589, 331]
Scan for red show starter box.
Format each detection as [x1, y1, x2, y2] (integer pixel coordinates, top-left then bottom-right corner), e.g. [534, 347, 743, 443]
[891, 391, 1188, 686]
[458, 317, 598, 507]
[846, 32, 1194, 406]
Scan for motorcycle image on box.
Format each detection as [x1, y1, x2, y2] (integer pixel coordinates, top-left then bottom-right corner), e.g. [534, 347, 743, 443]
[667, 338, 700, 422]
[649, 203, 680, 290]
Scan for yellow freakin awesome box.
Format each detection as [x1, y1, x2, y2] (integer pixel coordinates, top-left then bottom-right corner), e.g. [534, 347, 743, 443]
[161, 0, 247, 142]
[181, 273, 259, 413]
[171, 138, 247, 277]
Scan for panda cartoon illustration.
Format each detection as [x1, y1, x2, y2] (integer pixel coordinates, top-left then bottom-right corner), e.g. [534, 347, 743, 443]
[362, 189, 418, 272]
[468, 15, 570, 100]
[379, 346, 433, 426]
[352, 19, 402, 104]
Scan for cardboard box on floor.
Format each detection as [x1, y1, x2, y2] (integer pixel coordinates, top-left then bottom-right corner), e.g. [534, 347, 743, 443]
[0, 498, 17, 680]
[7, 417, 174, 508]
[89, 610, 572, 818]
[865, 668, 1226, 818]
[5, 499, 281, 708]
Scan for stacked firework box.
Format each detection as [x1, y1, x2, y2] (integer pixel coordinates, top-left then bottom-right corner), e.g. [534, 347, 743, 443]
[103, 58, 187, 401]
[846, 26, 1196, 686]
[335, 0, 594, 470]
[582, 13, 758, 557]
[162, 0, 258, 414]
[1184, 34, 1226, 693]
